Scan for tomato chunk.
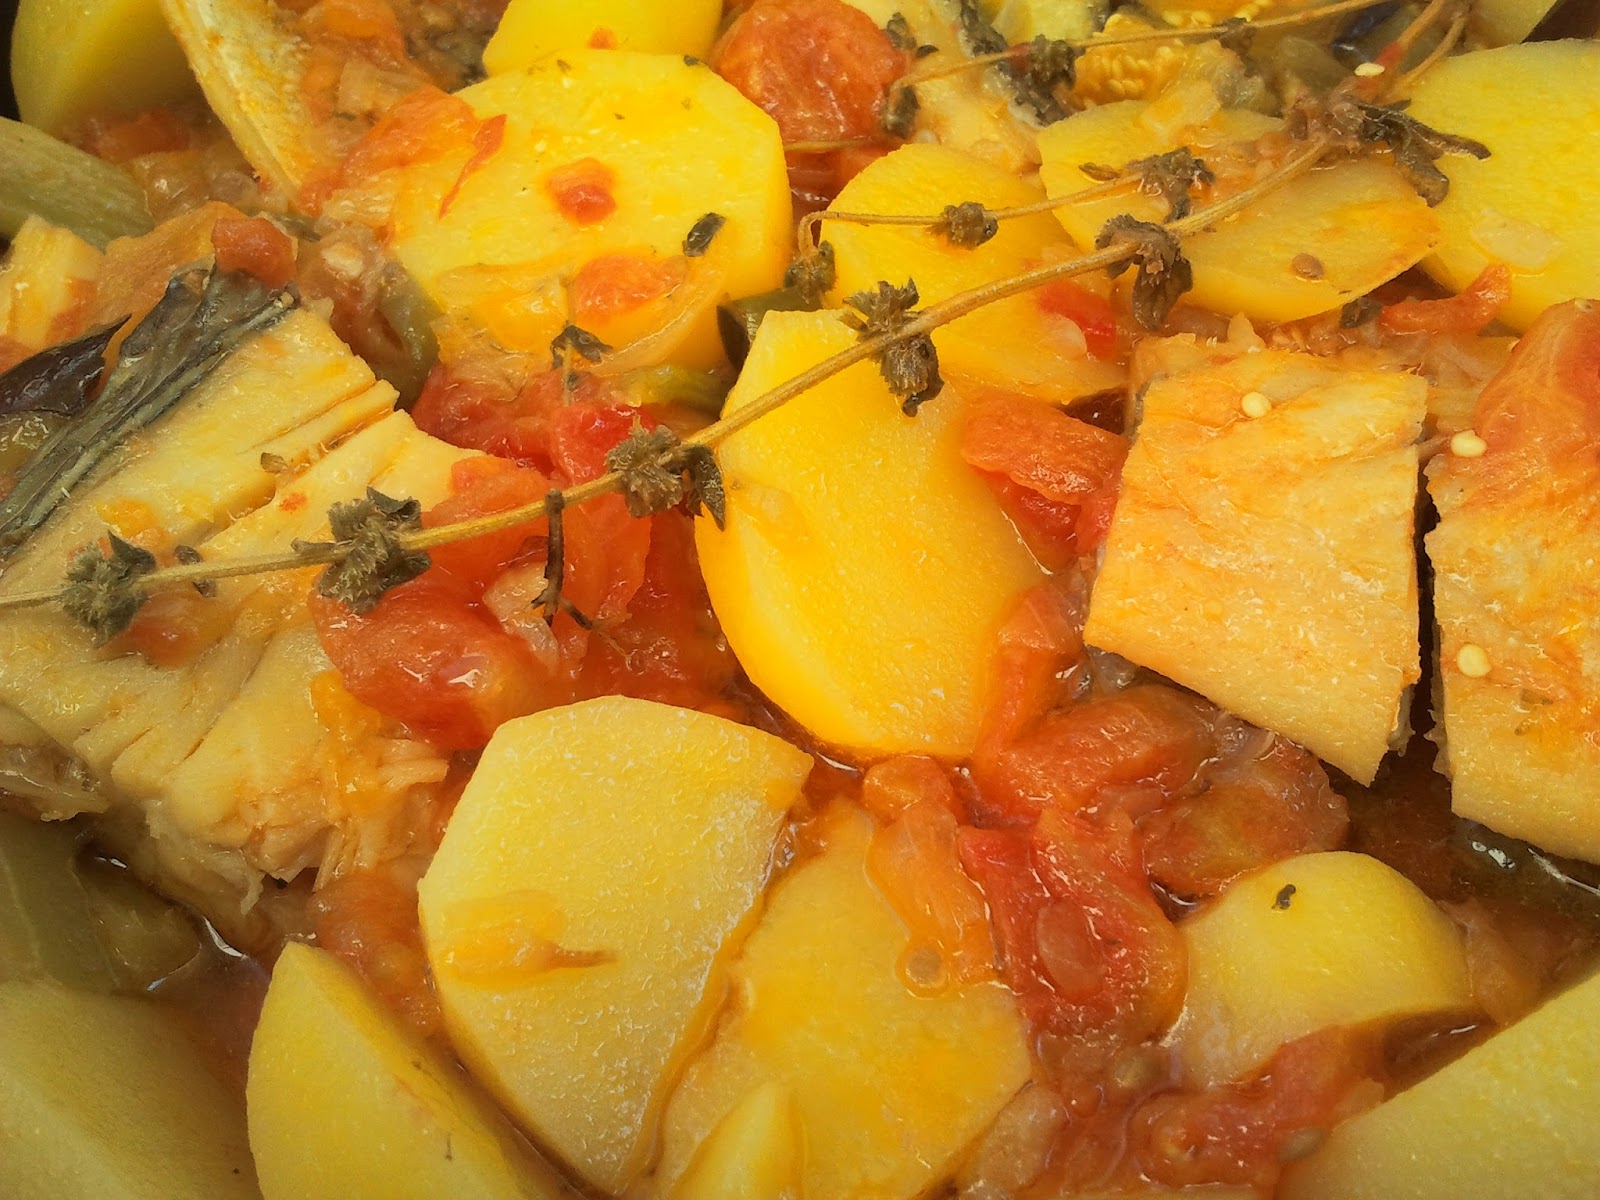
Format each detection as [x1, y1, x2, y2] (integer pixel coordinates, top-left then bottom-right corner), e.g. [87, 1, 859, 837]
[211, 216, 299, 290]
[544, 157, 618, 225]
[1379, 264, 1511, 336]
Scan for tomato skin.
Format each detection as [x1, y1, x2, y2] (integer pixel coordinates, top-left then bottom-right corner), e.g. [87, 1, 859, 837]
[309, 576, 558, 751]
[570, 254, 689, 326]
[421, 457, 552, 590]
[1379, 264, 1511, 336]
[978, 578, 1089, 754]
[1036, 278, 1123, 359]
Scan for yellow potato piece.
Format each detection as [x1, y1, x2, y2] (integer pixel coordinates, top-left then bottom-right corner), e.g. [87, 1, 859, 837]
[652, 810, 1031, 1200]
[0, 217, 100, 351]
[1405, 41, 1600, 331]
[0, 982, 258, 1200]
[1084, 342, 1426, 784]
[385, 52, 791, 368]
[1037, 101, 1439, 323]
[1282, 968, 1600, 1200]
[418, 697, 810, 1194]
[485, 0, 723, 69]
[248, 943, 570, 1200]
[695, 309, 1045, 757]
[824, 142, 1125, 404]
[671, 1081, 804, 1200]
[11, 0, 196, 136]
[1175, 852, 1473, 1087]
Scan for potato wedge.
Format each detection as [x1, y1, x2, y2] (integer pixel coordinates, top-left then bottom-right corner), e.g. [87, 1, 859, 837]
[11, 0, 196, 137]
[1037, 101, 1439, 323]
[1282, 968, 1600, 1200]
[418, 697, 809, 1193]
[383, 51, 790, 368]
[248, 942, 572, 1200]
[1404, 41, 1600, 331]
[695, 309, 1045, 757]
[824, 142, 1125, 404]
[0, 982, 258, 1200]
[485, 0, 723, 69]
[1175, 852, 1473, 1087]
[652, 809, 1031, 1200]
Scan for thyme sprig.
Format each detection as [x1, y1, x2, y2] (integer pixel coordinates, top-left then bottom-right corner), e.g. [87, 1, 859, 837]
[0, 0, 1468, 633]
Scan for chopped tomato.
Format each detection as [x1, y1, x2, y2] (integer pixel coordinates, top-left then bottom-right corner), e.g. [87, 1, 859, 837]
[75, 107, 191, 162]
[545, 157, 618, 225]
[963, 393, 1128, 564]
[309, 866, 443, 1037]
[211, 216, 298, 290]
[860, 755, 963, 825]
[959, 810, 1185, 1063]
[422, 457, 552, 590]
[438, 113, 507, 217]
[302, 0, 408, 60]
[570, 253, 689, 326]
[1140, 738, 1348, 899]
[338, 86, 480, 184]
[411, 365, 624, 472]
[309, 575, 558, 750]
[713, 0, 909, 206]
[1380, 264, 1512, 336]
[973, 685, 1214, 824]
[977, 578, 1090, 754]
[1128, 1027, 1378, 1191]
[1037, 278, 1123, 359]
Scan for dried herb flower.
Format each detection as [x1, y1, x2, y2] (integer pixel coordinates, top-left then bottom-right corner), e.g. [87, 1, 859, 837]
[1097, 216, 1194, 330]
[933, 201, 999, 248]
[301, 488, 430, 614]
[605, 424, 728, 528]
[1300, 94, 1490, 206]
[1216, 16, 1255, 55]
[173, 544, 217, 597]
[1340, 295, 1382, 327]
[957, 0, 1008, 55]
[884, 12, 916, 51]
[683, 212, 726, 258]
[842, 280, 944, 415]
[785, 241, 837, 305]
[61, 534, 156, 644]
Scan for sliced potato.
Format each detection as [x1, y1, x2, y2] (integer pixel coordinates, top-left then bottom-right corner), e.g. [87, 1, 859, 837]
[695, 310, 1044, 757]
[652, 810, 1031, 1200]
[670, 1081, 804, 1200]
[0, 981, 258, 1200]
[11, 0, 196, 137]
[418, 697, 809, 1193]
[248, 942, 571, 1200]
[1470, 0, 1564, 44]
[485, 0, 723, 69]
[0, 217, 101, 352]
[383, 51, 791, 368]
[1037, 100, 1440, 323]
[1175, 852, 1473, 1087]
[1282, 968, 1600, 1200]
[824, 142, 1125, 403]
[1405, 41, 1600, 331]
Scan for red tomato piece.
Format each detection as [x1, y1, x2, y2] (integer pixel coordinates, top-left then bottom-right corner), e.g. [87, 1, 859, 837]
[544, 157, 618, 225]
[422, 457, 552, 590]
[976, 578, 1090, 756]
[309, 576, 557, 750]
[1379, 264, 1512, 336]
[569, 253, 689, 326]
[1140, 739, 1348, 899]
[76, 107, 191, 163]
[211, 216, 299, 290]
[1037, 278, 1123, 359]
[339, 86, 479, 182]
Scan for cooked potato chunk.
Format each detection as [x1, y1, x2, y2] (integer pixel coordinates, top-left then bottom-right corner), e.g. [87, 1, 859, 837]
[1281, 968, 1600, 1200]
[0, 982, 258, 1199]
[1405, 42, 1600, 330]
[824, 142, 1125, 404]
[484, 0, 723, 69]
[1084, 342, 1426, 783]
[1037, 101, 1440, 323]
[1425, 301, 1600, 862]
[651, 810, 1031, 1200]
[1175, 852, 1473, 1087]
[11, 0, 196, 137]
[248, 943, 571, 1200]
[417, 697, 810, 1194]
[695, 310, 1044, 757]
[669, 1081, 804, 1200]
[382, 51, 791, 368]
[0, 217, 100, 351]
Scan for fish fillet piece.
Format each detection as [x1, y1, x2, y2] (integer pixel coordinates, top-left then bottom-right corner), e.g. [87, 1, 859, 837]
[1426, 300, 1600, 862]
[1085, 339, 1426, 783]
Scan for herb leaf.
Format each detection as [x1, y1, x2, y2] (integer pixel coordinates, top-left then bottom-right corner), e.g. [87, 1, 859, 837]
[0, 320, 124, 420]
[0, 268, 295, 558]
[549, 324, 612, 370]
[61, 534, 156, 644]
[683, 212, 726, 258]
[1096, 215, 1194, 330]
[932, 201, 999, 248]
[842, 279, 944, 415]
[300, 488, 430, 614]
